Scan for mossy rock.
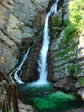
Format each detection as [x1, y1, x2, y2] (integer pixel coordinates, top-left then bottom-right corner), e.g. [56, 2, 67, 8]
[78, 77, 84, 87]
[67, 64, 82, 76]
[52, 16, 61, 27]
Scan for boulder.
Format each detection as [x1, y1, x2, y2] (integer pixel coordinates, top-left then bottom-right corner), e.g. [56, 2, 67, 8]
[63, 108, 84, 112]
[77, 88, 84, 101]
[53, 77, 76, 92]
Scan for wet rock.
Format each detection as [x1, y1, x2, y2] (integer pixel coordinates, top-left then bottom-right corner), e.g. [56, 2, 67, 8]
[53, 77, 76, 92]
[0, 80, 7, 89]
[18, 100, 36, 112]
[0, 80, 7, 108]
[62, 0, 69, 23]
[21, 37, 41, 82]
[63, 108, 84, 112]
[0, 108, 1, 112]
[77, 88, 84, 101]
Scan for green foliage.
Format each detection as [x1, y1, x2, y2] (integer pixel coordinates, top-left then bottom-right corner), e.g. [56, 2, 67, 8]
[63, 25, 76, 44]
[68, 65, 75, 75]
[52, 16, 61, 26]
[8, 110, 12, 112]
[68, 0, 84, 86]
[78, 77, 84, 86]
[30, 0, 35, 4]
[61, 0, 84, 44]
[67, 64, 82, 76]
[69, 0, 84, 35]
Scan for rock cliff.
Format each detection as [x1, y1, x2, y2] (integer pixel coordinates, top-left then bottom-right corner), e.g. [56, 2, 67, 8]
[0, 0, 84, 98]
[49, 0, 84, 97]
[0, 0, 50, 80]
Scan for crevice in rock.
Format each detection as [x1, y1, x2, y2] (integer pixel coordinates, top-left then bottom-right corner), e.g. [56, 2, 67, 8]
[0, 39, 11, 48]
[21, 37, 42, 82]
[0, 2, 25, 27]
[0, 28, 19, 48]
[0, 71, 9, 82]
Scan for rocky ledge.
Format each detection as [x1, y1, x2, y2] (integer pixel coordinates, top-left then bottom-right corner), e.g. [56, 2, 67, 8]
[63, 108, 84, 112]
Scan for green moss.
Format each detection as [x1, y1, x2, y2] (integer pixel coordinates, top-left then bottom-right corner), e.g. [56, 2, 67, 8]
[67, 64, 82, 76]
[52, 16, 61, 26]
[58, 33, 77, 49]
[62, 26, 77, 45]
[63, 53, 76, 61]
[78, 77, 84, 86]
[30, 0, 35, 4]
[51, 16, 62, 39]
[55, 44, 77, 58]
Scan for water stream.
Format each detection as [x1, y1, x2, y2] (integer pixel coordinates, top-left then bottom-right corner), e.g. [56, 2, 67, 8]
[9, 47, 30, 84]
[28, 0, 59, 86]
[37, 0, 59, 84]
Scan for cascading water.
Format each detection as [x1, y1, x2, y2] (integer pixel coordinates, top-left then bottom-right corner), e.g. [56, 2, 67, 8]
[29, 0, 59, 86]
[9, 47, 30, 84]
[9, 0, 59, 85]
[37, 0, 59, 84]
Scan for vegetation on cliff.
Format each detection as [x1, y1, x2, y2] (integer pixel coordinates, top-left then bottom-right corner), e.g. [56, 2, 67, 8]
[63, 0, 84, 43]
[69, 0, 84, 35]
[68, 0, 84, 86]
[51, 0, 84, 90]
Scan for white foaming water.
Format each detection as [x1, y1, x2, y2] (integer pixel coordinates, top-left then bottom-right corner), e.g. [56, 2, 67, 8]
[9, 0, 59, 85]
[9, 48, 30, 84]
[30, 0, 59, 87]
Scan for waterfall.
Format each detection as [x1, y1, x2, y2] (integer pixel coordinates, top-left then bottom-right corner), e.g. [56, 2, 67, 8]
[9, 47, 30, 84]
[29, 0, 59, 86]
[37, 0, 59, 84]
[9, 0, 59, 85]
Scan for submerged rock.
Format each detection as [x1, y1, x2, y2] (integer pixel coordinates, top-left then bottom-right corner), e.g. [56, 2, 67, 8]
[77, 88, 84, 101]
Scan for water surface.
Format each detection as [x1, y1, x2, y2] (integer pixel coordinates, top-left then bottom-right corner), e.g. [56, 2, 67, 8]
[17, 84, 84, 112]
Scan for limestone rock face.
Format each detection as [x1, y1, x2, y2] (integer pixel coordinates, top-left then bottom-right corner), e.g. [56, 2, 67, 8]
[0, 0, 50, 79]
[49, 0, 84, 95]
[77, 31, 84, 88]
[48, 0, 70, 81]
